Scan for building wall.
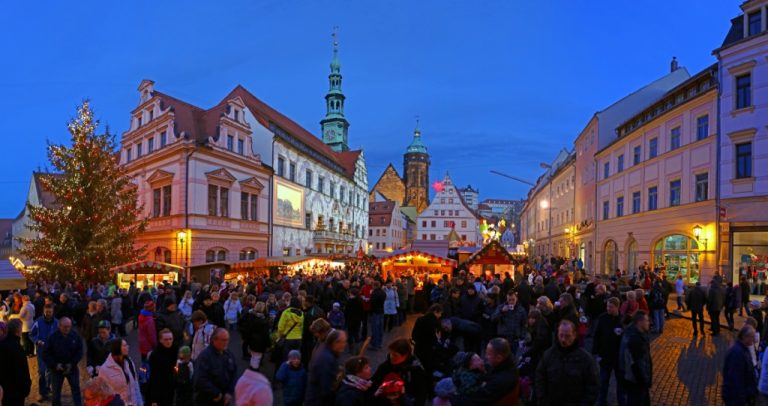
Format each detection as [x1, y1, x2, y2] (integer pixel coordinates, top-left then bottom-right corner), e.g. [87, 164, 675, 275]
[716, 1, 768, 281]
[416, 175, 480, 244]
[369, 165, 406, 206]
[368, 201, 407, 251]
[573, 118, 598, 270]
[594, 89, 717, 282]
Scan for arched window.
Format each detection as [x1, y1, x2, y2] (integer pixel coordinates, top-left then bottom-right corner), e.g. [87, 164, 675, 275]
[604, 240, 617, 275]
[653, 234, 700, 283]
[205, 248, 228, 263]
[627, 239, 638, 274]
[154, 247, 172, 263]
[239, 249, 258, 261]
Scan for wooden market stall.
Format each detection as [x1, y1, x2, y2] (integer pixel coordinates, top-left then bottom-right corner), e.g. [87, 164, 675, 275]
[460, 240, 527, 280]
[0, 259, 28, 291]
[375, 249, 457, 283]
[228, 258, 283, 281]
[110, 260, 184, 289]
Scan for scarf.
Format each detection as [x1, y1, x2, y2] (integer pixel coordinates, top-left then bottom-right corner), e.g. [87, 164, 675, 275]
[343, 374, 372, 391]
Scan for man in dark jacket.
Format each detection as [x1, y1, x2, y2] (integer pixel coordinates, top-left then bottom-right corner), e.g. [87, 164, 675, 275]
[454, 337, 519, 405]
[543, 278, 561, 303]
[458, 285, 483, 322]
[708, 280, 726, 336]
[0, 319, 32, 406]
[193, 328, 237, 406]
[722, 325, 758, 405]
[686, 282, 707, 335]
[370, 281, 386, 350]
[411, 304, 442, 373]
[618, 311, 653, 406]
[536, 319, 600, 406]
[155, 297, 186, 347]
[492, 290, 527, 354]
[592, 297, 625, 406]
[42, 317, 84, 406]
[517, 278, 534, 310]
[30, 304, 59, 402]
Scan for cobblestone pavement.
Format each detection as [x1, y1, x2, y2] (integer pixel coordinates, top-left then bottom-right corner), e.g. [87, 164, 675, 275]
[25, 314, 733, 405]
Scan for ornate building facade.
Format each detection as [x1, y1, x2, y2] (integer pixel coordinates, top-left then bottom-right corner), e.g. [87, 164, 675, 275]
[415, 173, 480, 244]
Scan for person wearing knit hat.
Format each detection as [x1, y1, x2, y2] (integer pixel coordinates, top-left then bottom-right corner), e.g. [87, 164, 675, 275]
[275, 350, 306, 406]
[433, 377, 456, 406]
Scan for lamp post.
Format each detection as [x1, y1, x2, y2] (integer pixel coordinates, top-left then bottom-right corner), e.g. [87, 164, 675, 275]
[693, 225, 707, 251]
[177, 231, 188, 281]
[540, 198, 552, 257]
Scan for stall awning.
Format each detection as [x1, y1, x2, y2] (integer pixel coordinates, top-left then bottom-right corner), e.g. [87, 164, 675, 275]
[109, 261, 184, 275]
[374, 250, 457, 267]
[0, 259, 27, 290]
[231, 258, 283, 270]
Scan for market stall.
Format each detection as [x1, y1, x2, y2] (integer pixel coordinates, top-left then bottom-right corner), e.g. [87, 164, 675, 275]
[460, 240, 527, 280]
[110, 260, 183, 289]
[282, 256, 345, 275]
[229, 258, 283, 281]
[374, 249, 457, 283]
[0, 259, 27, 291]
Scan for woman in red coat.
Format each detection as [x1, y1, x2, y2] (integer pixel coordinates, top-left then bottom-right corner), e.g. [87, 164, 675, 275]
[138, 300, 157, 362]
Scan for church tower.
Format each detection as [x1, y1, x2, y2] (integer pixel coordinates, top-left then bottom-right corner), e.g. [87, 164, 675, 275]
[403, 119, 430, 214]
[321, 29, 350, 152]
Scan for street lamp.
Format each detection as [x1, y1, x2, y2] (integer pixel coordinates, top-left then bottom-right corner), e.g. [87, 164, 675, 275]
[177, 231, 188, 280]
[693, 225, 707, 251]
[540, 199, 553, 257]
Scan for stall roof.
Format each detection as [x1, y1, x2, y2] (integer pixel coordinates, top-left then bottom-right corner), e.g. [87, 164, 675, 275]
[0, 259, 26, 290]
[460, 240, 526, 267]
[110, 261, 184, 275]
[374, 249, 457, 267]
[231, 258, 283, 270]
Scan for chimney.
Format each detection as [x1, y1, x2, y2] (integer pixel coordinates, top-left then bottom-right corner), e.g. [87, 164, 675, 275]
[670, 56, 679, 72]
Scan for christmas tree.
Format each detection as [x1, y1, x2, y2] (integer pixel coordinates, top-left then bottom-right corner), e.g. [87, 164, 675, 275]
[19, 101, 147, 283]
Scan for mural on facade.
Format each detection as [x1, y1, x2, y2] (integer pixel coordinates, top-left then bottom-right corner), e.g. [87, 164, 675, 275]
[275, 181, 304, 227]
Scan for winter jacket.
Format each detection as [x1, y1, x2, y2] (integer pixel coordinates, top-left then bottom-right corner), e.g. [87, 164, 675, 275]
[238, 312, 271, 354]
[0, 334, 32, 404]
[138, 309, 157, 355]
[16, 302, 35, 332]
[686, 285, 708, 312]
[412, 312, 441, 364]
[327, 309, 345, 329]
[275, 362, 307, 405]
[111, 297, 123, 325]
[453, 357, 518, 406]
[155, 308, 186, 346]
[492, 303, 527, 340]
[223, 299, 242, 323]
[618, 325, 652, 388]
[101, 355, 143, 406]
[335, 380, 368, 406]
[726, 286, 742, 311]
[592, 313, 622, 367]
[88, 334, 116, 369]
[277, 308, 304, 340]
[370, 288, 386, 315]
[708, 283, 726, 313]
[179, 297, 194, 319]
[304, 346, 339, 406]
[383, 287, 399, 315]
[191, 322, 216, 361]
[148, 343, 179, 406]
[458, 293, 483, 322]
[369, 355, 428, 406]
[536, 340, 599, 405]
[722, 341, 757, 405]
[192, 345, 237, 405]
[234, 369, 273, 406]
[201, 302, 225, 328]
[30, 315, 59, 349]
[42, 329, 84, 369]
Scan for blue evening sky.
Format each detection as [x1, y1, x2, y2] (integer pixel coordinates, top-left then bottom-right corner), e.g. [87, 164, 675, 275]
[0, 1, 737, 217]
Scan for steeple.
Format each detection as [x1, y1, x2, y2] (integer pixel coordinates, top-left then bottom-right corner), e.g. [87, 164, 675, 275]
[406, 116, 427, 154]
[321, 27, 350, 152]
[403, 115, 431, 214]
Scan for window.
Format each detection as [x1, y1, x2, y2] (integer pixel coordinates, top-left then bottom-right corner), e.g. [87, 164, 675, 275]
[137, 116, 142, 128]
[206, 248, 228, 263]
[602, 201, 609, 220]
[148, 138, 154, 153]
[430, 234, 436, 240]
[461, 220, 467, 228]
[277, 157, 285, 177]
[736, 142, 753, 179]
[318, 176, 324, 193]
[148, 110, 154, 121]
[434, 210, 438, 216]
[696, 115, 709, 140]
[340, 186, 346, 203]
[431, 221, 436, 227]
[736, 74, 752, 109]
[422, 220, 427, 228]
[241, 192, 249, 220]
[217, 250, 227, 261]
[604, 240, 617, 274]
[162, 185, 171, 216]
[227, 135, 234, 151]
[382, 229, 387, 236]
[603, 162, 610, 179]
[249, 194, 257, 221]
[422, 234, 427, 240]
[208, 185, 218, 216]
[653, 235, 700, 284]
[616, 196, 624, 217]
[305, 170, 313, 189]
[136, 143, 143, 158]
[748, 11, 762, 36]
[304, 212, 312, 229]
[237, 139, 244, 155]
[649, 138, 658, 159]
[633, 146, 641, 165]
[448, 198, 453, 204]
[669, 180, 681, 207]
[440, 210, 445, 216]
[617, 155, 624, 172]
[160, 132, 167, 148]
[234, 109, 240, 122]
[632, 191, 641, 214]
[670, 127, 681, 150]
[695, 173, 708, 202]
[220, 187, 229, 217]
[152, 188, 161, 217]
[648, 186, 658, 211]
[127, 149, 132, 162]
[239, 249, 256, 261]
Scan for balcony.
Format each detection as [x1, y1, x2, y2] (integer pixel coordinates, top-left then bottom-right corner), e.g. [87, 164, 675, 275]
[313, 229, 354, 243]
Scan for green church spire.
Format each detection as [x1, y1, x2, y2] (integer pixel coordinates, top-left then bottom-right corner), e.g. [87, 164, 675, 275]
[321, 27, 350, 152]
[406, 115, 427, 154]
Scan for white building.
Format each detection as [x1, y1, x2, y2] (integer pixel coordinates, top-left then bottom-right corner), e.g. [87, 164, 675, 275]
[416, 174, 480, 244]
[368, 199, 407, 251]
[458, 185, 479, 210]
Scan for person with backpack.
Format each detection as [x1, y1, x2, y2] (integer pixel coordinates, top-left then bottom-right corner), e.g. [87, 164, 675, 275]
[650, 281, 666, 334]
[190, 310, 216, 361]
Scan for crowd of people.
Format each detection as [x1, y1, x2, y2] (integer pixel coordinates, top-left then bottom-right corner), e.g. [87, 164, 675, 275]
[0, 259, 763, 405]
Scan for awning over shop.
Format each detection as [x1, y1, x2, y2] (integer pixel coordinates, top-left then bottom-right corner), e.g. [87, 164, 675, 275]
[109, 261, 184, 275]
[0, 259, 27, 290]
[374, 250, 457, 267]
[231, 258, 283, 270]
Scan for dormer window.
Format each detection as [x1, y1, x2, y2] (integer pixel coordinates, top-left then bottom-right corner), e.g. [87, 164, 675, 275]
[136, 143, 143, 158]
[149, 109, 154, 121]
[126, 149, 132, 162]
[137, 116, 143, 128]
[234, 109, 240, 122]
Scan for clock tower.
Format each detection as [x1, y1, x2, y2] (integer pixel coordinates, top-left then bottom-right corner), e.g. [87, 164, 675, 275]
[321, 29, 350, 152]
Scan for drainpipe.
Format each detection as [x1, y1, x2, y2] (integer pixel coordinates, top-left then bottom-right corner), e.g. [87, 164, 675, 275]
[183, 145, 195, 282]
[715, 65, 723, 281]
[593, 154, 599, 276]
[268, 137, 276, 257]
